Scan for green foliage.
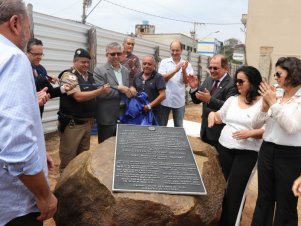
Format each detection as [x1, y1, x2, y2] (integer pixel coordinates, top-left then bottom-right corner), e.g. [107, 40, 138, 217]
[221, 38, 244, 64]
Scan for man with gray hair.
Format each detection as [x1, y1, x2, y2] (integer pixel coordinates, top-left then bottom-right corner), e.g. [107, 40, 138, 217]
[120, 35, 142, 85]
[94, 42, 135, 143]
[0, 0, 57, 225]
[132, 55, 166, 125]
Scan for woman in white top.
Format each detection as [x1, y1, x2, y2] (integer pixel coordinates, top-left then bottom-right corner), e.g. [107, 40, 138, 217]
[208, 66, 264, 226]
[251, 57, 301, 226]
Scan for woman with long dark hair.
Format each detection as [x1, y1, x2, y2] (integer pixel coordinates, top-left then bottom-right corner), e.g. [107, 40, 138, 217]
[208, 66, 264, 226]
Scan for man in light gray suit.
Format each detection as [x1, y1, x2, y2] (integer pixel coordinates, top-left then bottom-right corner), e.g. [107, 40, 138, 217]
[93, 42, 136, 143]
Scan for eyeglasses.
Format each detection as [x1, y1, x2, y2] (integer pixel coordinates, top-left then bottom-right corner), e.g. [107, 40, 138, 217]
[235, 79, 245, 85]
[29, 52, 44, 57]
[274, 72, 282, 78]
[107, 52, 122, 57]
[208, 66, 220, 71]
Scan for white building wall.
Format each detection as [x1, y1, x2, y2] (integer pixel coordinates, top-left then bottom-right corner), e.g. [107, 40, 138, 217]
[197, 38, 220, 57]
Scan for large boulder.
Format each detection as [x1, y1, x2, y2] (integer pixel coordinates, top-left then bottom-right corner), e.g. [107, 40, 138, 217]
[54, 136, 225, 226]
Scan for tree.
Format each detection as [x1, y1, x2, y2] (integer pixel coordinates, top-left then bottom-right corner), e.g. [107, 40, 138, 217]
[221, 38, 244, 64]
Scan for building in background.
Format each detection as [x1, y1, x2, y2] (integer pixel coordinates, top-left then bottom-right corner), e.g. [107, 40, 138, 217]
[245, 0, 301, 82]
[232, 44, 245, 63]
[139, 32, 197, 53]
[197, 38, 222, 57]
[221, 38, 244, 64]
[136, 21, 197, 52]
[135, 20, 155, 35]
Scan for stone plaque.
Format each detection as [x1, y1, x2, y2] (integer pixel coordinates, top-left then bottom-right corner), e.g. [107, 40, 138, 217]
[113, 124, 206, 195]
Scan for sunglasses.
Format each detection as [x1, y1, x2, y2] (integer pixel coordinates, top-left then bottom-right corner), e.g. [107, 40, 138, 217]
[30, 52, 44, 57]
[208, 66, 220, 71]
[107, 52, 122, 57]
[235, 79, 245, 85]
[274, 72, 282, 78]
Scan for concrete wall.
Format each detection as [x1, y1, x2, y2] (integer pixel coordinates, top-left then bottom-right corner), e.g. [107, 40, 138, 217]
[245, 0, 301, 82]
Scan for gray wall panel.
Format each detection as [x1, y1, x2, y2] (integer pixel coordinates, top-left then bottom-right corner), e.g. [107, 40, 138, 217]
[32, 12, 218, 133]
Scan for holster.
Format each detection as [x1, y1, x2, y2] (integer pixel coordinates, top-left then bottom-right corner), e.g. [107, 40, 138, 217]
[57, 111, 71, 133]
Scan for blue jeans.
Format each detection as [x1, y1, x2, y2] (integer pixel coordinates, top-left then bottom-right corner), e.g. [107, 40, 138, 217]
[159, 105, 185, 127]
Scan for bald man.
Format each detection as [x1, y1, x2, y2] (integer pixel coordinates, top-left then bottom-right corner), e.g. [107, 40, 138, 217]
[158, 40, 194, 127]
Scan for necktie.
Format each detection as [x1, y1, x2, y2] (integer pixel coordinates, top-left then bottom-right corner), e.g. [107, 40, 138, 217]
[210, 80, 219, 95]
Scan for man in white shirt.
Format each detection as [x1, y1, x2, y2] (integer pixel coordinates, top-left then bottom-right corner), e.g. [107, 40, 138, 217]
[158, 40, 194, 127]
[0, 0, 57, 225]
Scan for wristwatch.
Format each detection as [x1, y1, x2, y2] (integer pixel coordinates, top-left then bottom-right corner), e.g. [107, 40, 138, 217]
[147, 104, 152, 110]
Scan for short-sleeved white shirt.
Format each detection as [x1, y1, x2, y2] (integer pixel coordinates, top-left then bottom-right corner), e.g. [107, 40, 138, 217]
[219, 96, 263, 151]
[158, 57, 193, 108]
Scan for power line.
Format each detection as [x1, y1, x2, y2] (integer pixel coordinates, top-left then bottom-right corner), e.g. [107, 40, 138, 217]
[102, 0, 242, 26]
[87, 0, 103, 18]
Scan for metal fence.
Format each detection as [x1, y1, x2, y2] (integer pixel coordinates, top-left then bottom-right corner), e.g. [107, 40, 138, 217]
[31, 11, 237, 133]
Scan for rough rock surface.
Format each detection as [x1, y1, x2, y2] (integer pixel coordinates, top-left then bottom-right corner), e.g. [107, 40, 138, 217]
[54, 136, 225, 226]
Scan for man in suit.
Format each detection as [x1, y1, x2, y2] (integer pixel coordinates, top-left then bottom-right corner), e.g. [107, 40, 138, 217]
[93, 42, 135, 143]
[188, 54, 237, 149]
[27, 38, 74, 117]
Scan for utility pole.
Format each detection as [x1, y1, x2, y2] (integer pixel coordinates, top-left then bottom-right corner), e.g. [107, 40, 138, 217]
[190, 22, 205, 53]
[82, 0, 92, 24]
[241, 14, 247, 65]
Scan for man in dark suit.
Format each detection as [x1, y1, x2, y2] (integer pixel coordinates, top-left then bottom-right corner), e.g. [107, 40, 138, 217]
[93, 42, 135, 143]
[188, 54, 237, 149]
[27, 38, 72, 117]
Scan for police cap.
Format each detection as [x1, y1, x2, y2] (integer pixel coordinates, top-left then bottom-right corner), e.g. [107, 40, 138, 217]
[74, 48, 91, 59]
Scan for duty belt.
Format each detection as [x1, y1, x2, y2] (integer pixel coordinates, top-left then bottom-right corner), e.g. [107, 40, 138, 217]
[69, 118, 89, 125]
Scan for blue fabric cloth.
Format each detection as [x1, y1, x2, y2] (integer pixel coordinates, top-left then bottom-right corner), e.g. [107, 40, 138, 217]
[0, 34, 47, 225]
[119, 92, 156, 125]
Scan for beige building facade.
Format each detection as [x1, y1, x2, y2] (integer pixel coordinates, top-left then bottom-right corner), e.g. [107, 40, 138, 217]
[245, 0, 301, 83]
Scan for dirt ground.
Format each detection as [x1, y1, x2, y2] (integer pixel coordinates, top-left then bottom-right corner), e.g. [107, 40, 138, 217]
[43, 103, 301, 226]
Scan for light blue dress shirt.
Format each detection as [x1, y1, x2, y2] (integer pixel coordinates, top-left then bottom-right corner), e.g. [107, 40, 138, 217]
[0, 34, 48, 225]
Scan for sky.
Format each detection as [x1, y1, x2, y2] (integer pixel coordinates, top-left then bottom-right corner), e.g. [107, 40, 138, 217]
[24, 0, 249, 43]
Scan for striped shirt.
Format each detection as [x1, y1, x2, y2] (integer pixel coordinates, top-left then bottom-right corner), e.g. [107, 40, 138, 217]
[0, 34, 48, 225]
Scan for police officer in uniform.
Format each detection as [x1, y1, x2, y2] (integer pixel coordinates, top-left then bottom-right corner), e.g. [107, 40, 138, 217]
[58, 48, 110, 172]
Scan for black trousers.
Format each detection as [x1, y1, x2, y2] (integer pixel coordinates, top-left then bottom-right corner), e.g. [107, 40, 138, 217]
[251, 141, 301, 226]
[218, 143, 258, 226]
[97, 124, 117, 143]
[202, 130, 219, 152]
[5, 212, 42, 226]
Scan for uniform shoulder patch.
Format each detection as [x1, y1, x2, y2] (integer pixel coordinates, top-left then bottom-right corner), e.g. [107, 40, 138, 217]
[60, 71, 78, 85]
